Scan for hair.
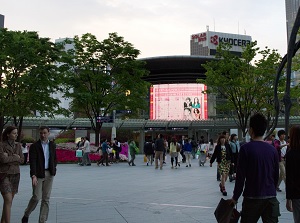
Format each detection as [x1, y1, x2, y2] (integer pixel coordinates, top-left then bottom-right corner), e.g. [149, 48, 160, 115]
[289, 125, 300, 150]
[217, 135, 226, 145]
[171, 137, 176, 144]
[249, 113, 267, 137]
[194, 97, 199, 104]
[222, 130, 228, 135]
[85, 136, 89, 141]
[277, 129, 286, 138]
[22, 142, 26, 147]
[230, 134, 237, 141]
[209, 138, 214, 144]
[184, 108, 191, 114]
[39, 126, 50, 132]
[2, 126, 18, 141]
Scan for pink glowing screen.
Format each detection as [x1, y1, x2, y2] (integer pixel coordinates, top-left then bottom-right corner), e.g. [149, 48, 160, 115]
[150, 84, 208, 120]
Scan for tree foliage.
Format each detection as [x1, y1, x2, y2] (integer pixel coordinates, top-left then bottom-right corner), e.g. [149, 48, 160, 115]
[62, 33, 149, 146]
[200, 41, 283, 138]
[0, 29, 67, 140]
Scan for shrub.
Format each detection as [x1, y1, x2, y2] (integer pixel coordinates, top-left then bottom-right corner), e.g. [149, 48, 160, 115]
[21, 136, 35, 143]
[54, 138, 74, 144]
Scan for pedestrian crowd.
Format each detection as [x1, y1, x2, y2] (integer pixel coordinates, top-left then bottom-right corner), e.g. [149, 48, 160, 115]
[0, 113, 299, 222]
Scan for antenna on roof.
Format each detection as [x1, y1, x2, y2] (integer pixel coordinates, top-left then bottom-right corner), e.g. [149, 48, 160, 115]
[206, 25, 209, 31]
[213, 18, 215, 31]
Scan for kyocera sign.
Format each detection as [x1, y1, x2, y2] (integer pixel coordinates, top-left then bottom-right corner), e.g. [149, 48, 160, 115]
[191, 31, 252, 51]
[210, 34, 250, 47]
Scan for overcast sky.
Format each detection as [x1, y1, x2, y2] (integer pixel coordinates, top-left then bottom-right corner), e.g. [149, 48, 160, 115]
[1, 0, 288, 59]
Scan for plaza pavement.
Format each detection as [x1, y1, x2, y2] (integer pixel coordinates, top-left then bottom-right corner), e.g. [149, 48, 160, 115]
[8, 155, 293, 223]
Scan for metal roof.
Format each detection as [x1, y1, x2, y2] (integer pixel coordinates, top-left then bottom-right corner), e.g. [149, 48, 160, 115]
[16, 116, 300, 130]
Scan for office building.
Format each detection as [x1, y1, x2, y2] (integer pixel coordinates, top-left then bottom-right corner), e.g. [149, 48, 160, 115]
[190, 30, 252, 56]
[285, 0, 300, 42]
[0, 14, 4, 28]
[285, 0, 300, 86]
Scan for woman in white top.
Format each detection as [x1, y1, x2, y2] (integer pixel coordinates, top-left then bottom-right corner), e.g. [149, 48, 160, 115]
[21, 142, 28, 165]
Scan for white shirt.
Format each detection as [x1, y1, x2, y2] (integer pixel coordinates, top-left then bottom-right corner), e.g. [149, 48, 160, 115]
[82, 140, 90, 153]
[41, 140, 50, 169]
[280, 140, 287, 158]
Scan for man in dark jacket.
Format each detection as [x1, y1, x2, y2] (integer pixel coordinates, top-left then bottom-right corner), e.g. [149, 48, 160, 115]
[154, 134, 165, 170]
[22, 126, 57, 223]
[230, 114, 280, 222]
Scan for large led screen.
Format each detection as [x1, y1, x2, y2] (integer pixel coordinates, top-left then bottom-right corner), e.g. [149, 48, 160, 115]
[150, 84, 208, 120]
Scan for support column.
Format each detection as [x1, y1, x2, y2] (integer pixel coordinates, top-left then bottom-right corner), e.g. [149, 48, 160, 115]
[139, 130, 145, 154]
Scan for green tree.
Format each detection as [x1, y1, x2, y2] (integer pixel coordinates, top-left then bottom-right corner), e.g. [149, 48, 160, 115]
[0, 29, 68, 140]
[200, 41, 282, 138]
[63, 33, 149, 146]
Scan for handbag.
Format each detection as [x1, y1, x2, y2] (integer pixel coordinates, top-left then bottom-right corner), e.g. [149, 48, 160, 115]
[214, 198, 240, 223]
[76, 149, 83, 158]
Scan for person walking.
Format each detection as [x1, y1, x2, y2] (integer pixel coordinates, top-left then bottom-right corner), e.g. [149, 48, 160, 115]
[183, 139, 192, 167]
[97, 139, 109, 166]
[285, 125, 300, 222]
[154, 134, 165, 170]
[79, 137, 91, 166]
[128, 140, 137, 166]
[22, 126, 57, 223]
[169, 137, 178, 169]
[229, 113, 280, 222]
[210, 134, 232, 196]
[274, 129, 288, 192]
[0, 126, 24, 223]
[112, 138, 121, 163]
[229, 134, 240, 182]
[21, 142, 28, 165]
[144, 140, 154, 166]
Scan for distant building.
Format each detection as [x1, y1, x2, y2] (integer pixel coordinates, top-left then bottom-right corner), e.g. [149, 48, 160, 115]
[190, 30, 252, 56]
[285, 1, 300, 86]
[0, 14, 4, 28]
[285, 0, 300, 43]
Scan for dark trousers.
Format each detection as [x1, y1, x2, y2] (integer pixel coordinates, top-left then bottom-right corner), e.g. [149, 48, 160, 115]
[99, 153, 109, 166]
[241, 197, 280, 223]
[171, 156, 178, 167]
[129, 153, 136, 165]
[23, 153, 28, 165]
[115, 151, 120, 161]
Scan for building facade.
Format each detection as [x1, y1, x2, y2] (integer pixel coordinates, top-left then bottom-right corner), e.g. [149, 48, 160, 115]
[0, 14, 4, 28]
[285, 0, 300, 86]
[285, 0, 300, 42]
[190, 30, 252, 56]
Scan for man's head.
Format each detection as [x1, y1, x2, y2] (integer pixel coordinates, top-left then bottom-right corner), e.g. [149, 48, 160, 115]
[222, 131, 229, 140]
[277, 130, 286, 140]
[249, 113, 267, 137]
[230, 134, 237, 141]
[39, 126, 50, 142]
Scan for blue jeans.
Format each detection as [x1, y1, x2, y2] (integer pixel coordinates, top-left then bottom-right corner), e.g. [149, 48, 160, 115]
[241, 197, 280, 223]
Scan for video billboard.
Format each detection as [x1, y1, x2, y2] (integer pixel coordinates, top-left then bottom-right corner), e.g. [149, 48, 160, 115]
[150, 84, 208, 120]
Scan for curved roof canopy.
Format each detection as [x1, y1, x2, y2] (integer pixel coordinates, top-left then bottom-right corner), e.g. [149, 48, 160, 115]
[141, 55, 215, 84]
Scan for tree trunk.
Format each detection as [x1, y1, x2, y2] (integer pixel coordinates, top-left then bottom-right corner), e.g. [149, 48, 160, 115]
[17, 116, 24, 142]
[0, 116, 4, 142]
[95, 121, 102, 147]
